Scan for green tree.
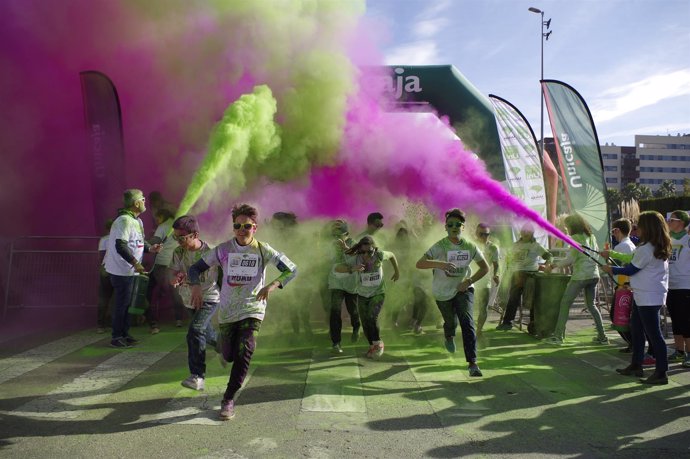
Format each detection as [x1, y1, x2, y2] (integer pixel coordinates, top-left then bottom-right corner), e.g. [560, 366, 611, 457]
[654, 179, 677, 198]
[606, 188, 622, 213]
[683, 178, 690, 197]
[621, 182, 642, 202]
[638, 185, 653, 200]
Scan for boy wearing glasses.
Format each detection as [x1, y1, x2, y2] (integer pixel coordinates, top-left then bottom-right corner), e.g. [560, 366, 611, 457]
[169, 215, 220, 391]
[188, 204, 297, 420]
[416, 209, 489, 377]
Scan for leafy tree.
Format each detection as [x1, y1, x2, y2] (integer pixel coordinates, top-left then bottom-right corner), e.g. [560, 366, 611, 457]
[684, 178, 690, 197]
[654, 179, 677, 198]
[621, 182, 642, 202]
[638, 185, 653, 200]
[606, 188, 622, 212]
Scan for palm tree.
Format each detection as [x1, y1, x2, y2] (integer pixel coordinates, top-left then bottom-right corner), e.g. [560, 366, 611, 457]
[654, 179, 677, 198]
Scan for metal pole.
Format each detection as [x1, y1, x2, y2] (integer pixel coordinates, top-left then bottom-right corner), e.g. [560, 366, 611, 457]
[540, 10, 545, 161]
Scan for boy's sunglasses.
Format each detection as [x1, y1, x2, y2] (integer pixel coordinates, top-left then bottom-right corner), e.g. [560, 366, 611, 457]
[446, 222, 464, 228]
[233, 223, 256, 230]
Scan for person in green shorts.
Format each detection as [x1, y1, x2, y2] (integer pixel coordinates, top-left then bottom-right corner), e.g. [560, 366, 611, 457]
[416, 209, 488, 377]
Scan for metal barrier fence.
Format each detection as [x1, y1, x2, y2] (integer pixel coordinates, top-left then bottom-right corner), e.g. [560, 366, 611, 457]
[3, 237, 101, 317]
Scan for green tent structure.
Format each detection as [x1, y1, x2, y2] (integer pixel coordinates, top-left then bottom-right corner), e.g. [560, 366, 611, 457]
[385, 65, 505, 179]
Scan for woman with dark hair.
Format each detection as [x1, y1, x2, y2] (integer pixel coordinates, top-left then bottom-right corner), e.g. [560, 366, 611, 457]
[544, 213, 607, 345]
[335, 235, 400, 359]
[603, 211, 672, 385]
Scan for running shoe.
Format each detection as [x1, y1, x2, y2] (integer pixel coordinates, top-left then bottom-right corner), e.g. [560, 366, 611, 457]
[668, 350, 686, 362]
[683, 355, 690, 368]
[592, 336, 609, 345]
[110, 338, 130, 349]
[444, 338, 456, 353]
[181, 375, 205, 391]
[219, 399, 235, 420]
[542, 336, 564, 345]
[332, 343, 343, 354]
[125, 335, 139, 346]
[468, 364, 483, 377]
[496, 323, 513, 331]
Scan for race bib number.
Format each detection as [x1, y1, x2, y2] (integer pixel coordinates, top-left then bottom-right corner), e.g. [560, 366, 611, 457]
[670, 245, 681, 263]
[361, 270, 382, 287]
[447, 250, 471, 268]
[227, 253, 260, 284]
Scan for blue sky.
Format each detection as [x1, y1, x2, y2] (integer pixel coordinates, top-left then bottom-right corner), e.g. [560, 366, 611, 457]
[365, 0, 690, 147]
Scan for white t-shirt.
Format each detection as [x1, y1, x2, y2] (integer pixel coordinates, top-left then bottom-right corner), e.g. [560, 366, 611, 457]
[104, 213, 145, 276]
[630, 242, 668, 306]
[202, 238, 296, 324]
[98, 235, 108, 252]
[669, 233, 690, 290]
[153, 219, 177, 267]
[613, 237, 636, 255]
[169, 241, 220, 308]
[424, 238, 485, 302]
[613, 236, 636, 285]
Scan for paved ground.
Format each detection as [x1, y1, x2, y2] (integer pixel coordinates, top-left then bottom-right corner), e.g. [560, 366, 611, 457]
[0, 307, 689, 459]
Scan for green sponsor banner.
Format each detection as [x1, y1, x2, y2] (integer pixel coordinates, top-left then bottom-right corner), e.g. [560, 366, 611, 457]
[489, 95, 548, 247]
[542, 80, 610, 246]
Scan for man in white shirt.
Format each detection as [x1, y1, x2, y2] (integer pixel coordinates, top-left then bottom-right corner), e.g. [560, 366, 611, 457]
[104, 189, 160, 348]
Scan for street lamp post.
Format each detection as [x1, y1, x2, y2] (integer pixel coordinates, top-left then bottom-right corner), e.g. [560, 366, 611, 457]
[528, 7, 551, 160]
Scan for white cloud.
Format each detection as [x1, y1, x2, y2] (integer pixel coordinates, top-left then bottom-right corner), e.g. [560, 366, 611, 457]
[413, 18, 448, 38]
[590, 69, 690, 123]
[384, 40, 440, 65]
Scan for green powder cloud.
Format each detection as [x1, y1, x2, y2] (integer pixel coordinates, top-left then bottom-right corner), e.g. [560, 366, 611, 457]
[176, 84, 281, 217]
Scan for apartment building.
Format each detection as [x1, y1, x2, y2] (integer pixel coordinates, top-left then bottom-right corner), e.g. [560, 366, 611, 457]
[601, 133, 690, 192]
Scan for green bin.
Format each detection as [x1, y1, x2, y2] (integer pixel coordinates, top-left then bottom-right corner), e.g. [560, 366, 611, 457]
[522, 272, 571, 338]
[128, 274, 150, 315]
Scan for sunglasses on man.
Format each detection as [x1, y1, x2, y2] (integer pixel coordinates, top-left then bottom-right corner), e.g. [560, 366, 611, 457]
[233, 223, 256, 230]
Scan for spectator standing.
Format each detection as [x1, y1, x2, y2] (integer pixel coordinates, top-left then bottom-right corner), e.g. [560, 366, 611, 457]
[104, 189, 160, 348]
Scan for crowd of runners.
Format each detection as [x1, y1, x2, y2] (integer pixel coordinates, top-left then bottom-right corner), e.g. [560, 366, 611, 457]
[98, 188, 690, 420]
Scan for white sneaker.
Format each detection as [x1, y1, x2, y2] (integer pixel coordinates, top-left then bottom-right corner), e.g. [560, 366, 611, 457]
[370, 340, 384, 359]
[181, 375, 205, 391]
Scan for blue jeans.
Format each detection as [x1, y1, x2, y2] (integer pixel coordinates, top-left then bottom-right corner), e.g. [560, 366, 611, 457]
[631, 304, 668, 374]
[187, 302, 219, 377]
[109, 274, 135, 340]
[553, 278, 605, 340]
[436, 289, 477, 363]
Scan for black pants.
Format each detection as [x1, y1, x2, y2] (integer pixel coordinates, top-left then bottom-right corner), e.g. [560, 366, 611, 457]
[329, 289, 360, 344]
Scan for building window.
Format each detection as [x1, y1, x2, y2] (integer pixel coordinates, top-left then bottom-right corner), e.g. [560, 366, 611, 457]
[604, 166, 618, 171]
[605, 178, 618, 184]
